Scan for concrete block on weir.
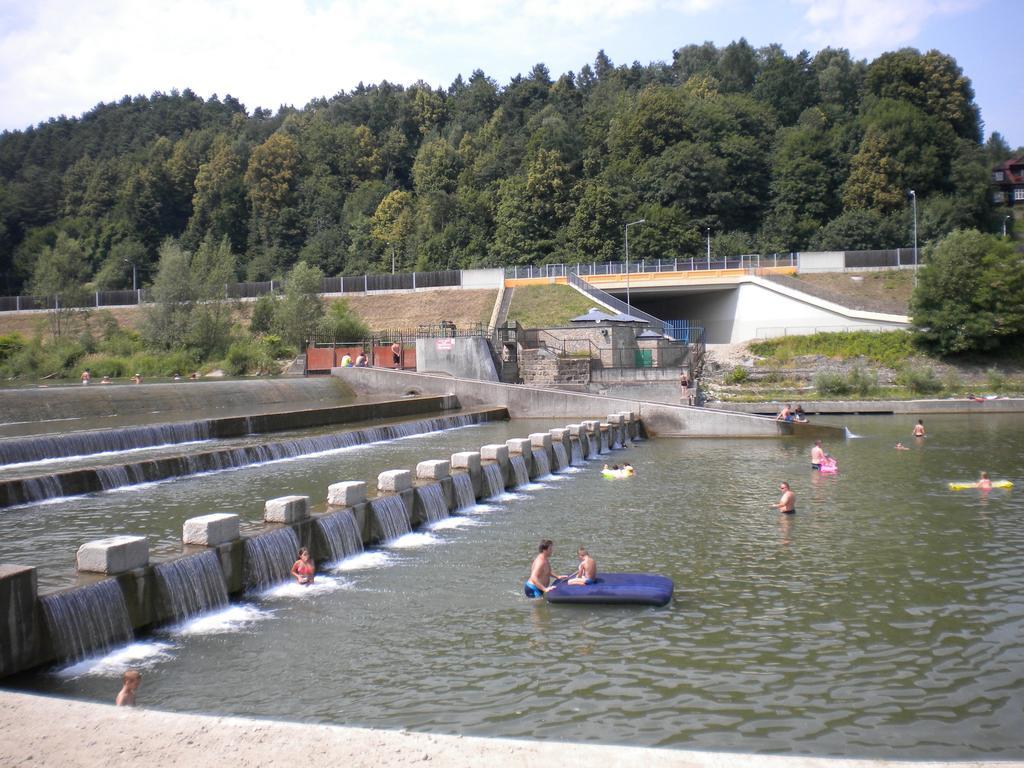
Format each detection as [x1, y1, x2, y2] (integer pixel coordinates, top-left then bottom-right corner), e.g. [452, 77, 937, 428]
[529, 432, 553, 450]
[549, 428, 569, 443]
[328, 481, 367, 507]
[0, 564, 39, 677]
[378, 470, 412, 493]
[583, 420, 601, 432]
[450, 452, 481, 473]
[505, 438, 531, 455]
[567, 424, 583, 437]
[183, 513, 240, 546]
[264, 495, 310, 524]
[416, 460, 450, 480]
[480, 444, 509, 463]
[607, 414, 624, 425]
[77, 535, 149, 574]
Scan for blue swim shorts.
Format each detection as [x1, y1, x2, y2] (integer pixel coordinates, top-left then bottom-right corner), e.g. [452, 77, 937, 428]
[524, 581, 543, 598]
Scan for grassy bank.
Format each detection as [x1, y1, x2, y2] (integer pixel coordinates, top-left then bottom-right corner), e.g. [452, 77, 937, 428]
[706, 331, 1024, 402]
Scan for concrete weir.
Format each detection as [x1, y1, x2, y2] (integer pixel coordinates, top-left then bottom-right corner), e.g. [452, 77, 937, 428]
[0, 417, 634, 678]
[332, 367, 845, 439]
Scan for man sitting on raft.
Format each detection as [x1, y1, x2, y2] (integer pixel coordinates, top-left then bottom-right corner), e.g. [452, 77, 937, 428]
[568, 546, 597, 585]
[525, 539, 566, 598]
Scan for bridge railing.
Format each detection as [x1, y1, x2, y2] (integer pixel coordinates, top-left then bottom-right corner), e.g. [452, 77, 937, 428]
[506, 254, 797, 280]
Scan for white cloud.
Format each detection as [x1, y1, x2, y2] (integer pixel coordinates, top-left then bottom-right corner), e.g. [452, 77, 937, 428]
[795, 0, 980, 55]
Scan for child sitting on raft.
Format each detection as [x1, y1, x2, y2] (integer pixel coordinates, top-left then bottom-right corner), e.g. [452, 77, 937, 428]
[567, 546, 597, 585]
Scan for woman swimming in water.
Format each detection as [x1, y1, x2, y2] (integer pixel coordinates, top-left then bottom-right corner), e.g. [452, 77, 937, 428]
[291, 547, 315, 586]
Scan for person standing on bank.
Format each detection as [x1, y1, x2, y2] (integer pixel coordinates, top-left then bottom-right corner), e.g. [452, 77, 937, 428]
[771, 481, 796, 514]
[391, 341, 402, 369]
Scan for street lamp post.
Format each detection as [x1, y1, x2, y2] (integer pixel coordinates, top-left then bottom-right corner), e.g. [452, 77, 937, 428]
[123, 259, 137, 292]
[706, 228, 711, 269]
[390, 243, 396, 274]
[624, 218, 645, 312]
[909, 190, 918, 284]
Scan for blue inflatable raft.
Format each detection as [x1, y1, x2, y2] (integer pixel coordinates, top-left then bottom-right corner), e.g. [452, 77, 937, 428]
[544, 573, 673, 607]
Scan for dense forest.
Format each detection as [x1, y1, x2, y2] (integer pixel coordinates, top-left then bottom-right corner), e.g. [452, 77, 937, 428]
[0, 41, 1019, 296]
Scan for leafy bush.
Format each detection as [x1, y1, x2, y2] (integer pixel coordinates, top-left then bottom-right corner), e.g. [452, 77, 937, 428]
[896, 365, 943, 394]
[814, 371, 850, 396]
[749, 331, 913, 368]
[250, 295, 278, 334]
[725, 366, 749, 384]
[0, 333, 25, 362]
[225, 339, 275, 376]
[985, 366, 1006, 393]
[317, 298, 370, 343]
[847, 366, 877, 397]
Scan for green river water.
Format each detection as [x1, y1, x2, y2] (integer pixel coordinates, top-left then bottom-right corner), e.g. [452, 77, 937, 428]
[11, 413, 1024, 758]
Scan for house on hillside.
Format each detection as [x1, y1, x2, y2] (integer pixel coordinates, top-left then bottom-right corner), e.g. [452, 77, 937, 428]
[992, 157, 1024, 208]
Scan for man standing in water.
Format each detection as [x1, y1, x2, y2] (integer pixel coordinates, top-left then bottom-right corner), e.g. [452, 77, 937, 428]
[811, 440, 826, 470]
[913, 419, 926, 438]
[525, 540, 566, 598]
[771, 482, 796, 514]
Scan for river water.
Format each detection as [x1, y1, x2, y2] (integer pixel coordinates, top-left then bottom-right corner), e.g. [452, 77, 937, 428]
[11, 413, 1024, 758]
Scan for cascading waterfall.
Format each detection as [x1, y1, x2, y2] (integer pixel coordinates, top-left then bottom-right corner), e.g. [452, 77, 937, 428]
[3, 411, 501, 507]
[481, 463, 505, 498]
[551, 442, 569, 471]
[242, 528, 300, 590]
[599, 431, 609, 453]
[0, 421, 212, 466]
[570, 439, 584, 465]
[371, 495, 412, 541]
[588, 433, 598, 456]
[451, 473, 476, 510]
[416, 483, 449, 524]
[532, 449, 551, 478]
[39, 579, 133, 663]
[153, 550, 229, 622]
[316, 510, 364, 563]
[509, 455, 530, 488]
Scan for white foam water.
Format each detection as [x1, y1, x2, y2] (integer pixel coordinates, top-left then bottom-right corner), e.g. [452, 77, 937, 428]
[263, 576, 353, 599]
[428, 516, 480, 530]
[172, 605, 272, 636]
[387, 532, 438, 549]
[491, 491, 529, 502]
[465, 503, 502, 515]
[57, 641, 175, 678]
[332, 551, 394, 571]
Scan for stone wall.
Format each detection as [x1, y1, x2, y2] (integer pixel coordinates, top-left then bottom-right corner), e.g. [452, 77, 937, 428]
[519, 349, 590, 386]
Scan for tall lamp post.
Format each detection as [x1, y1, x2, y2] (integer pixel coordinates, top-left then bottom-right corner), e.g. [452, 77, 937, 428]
[389, 243, 396, 274]
[908, 189, 918, 284]
[624, 218, 645, 312]
[123, 259, 137, 292]
[706, 228, 711, 269]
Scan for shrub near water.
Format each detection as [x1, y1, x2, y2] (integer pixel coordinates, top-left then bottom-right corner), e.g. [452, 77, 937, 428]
[749, 330, 914, 368]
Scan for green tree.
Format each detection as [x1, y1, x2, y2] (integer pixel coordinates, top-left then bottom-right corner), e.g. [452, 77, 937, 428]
[187, 235, 237, 358]
[30, 233, 92, 337]
[276, 261, 324, 350]
[912, 229, 1024, 355]
[141, 239, 195, 350]
[318, 298, 370, 342]
[371, 190, 415, 272]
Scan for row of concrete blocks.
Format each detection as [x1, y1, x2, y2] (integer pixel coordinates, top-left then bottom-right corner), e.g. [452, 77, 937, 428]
[0, 413, 640, 678]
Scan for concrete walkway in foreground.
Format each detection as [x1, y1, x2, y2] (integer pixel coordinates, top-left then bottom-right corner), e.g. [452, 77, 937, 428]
[1, 691, 1018, 768]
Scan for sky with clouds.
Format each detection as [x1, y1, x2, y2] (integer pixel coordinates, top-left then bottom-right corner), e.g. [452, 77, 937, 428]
[0, 0, 1020, 146]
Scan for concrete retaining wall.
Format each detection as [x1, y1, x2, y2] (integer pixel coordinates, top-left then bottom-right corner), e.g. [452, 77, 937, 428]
[415, 336, 498, 381]
[0, 378, 355, 426]
[332, 367, 845, 439]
